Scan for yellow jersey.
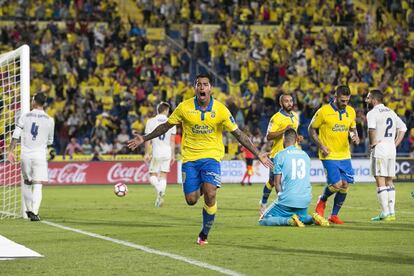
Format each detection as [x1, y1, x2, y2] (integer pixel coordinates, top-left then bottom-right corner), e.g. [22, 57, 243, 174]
[168, 97, 238, 163]
[267, 110, 299, 157]
[310, 102, 356, 160]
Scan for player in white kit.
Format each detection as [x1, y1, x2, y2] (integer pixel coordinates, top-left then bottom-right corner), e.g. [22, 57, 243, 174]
[7, 93, 55, 221]
[144, 102, 176, 207]
[366, 90, 407, 221]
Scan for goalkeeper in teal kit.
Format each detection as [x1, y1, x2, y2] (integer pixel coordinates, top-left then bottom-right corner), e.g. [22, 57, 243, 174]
[259, 129, 330, 227]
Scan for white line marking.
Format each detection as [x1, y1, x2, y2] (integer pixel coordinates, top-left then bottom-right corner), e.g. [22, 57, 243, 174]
[41, 220, 242, 276]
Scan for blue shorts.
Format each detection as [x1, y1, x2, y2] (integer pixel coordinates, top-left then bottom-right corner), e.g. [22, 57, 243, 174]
[182, 158, 221, 194]
[322, 159, 354, 185]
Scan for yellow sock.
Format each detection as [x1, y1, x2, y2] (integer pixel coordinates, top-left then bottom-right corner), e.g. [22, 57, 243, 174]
[204, 202, 217, 215]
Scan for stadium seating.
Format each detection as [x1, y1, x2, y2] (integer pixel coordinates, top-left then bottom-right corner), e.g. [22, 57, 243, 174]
[0, 0, 412, 159]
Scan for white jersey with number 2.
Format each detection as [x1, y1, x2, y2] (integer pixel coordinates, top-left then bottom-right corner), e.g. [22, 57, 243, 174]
[366, 104, 407, 158]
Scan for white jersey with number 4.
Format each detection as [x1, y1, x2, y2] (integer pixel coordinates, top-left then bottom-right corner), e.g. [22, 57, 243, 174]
[367, 104, 407, 158]
[12, 109, 55, 159]
[145, 114, 176, 159]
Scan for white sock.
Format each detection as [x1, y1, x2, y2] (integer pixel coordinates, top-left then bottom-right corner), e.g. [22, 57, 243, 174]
[22, 183, 33, 212]
[387, 185, 396, 215]
[377, 186, 389, 216]
[32, 184, 43, 215]
[158, 178, 167, 195]
[149, 175, 160, 192]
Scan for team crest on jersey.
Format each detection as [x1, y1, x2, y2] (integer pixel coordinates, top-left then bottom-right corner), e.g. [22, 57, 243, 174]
[211, 111, 216, 118]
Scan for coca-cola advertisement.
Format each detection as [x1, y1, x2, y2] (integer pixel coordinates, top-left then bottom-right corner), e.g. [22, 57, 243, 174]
[47, 161, 178, 185]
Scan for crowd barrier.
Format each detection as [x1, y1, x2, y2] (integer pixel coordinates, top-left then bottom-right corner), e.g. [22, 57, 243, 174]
[43, 158, 413, 185]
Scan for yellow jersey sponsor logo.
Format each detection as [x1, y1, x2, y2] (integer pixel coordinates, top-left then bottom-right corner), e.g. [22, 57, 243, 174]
[332, 124, 348, 132]
[192, 124, 214, 134]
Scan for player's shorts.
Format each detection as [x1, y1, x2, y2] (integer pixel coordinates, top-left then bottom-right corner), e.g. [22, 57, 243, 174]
[149, 157, 171, 173]
[370, 156, 395, 177]
[322, 159, 354, 185]
[261, 202, 313, 224]
[182, 158, 221, 194]
[21, 156, 48, 182]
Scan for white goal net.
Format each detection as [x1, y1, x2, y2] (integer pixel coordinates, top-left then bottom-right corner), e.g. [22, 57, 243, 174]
[0, 45, 30, 219]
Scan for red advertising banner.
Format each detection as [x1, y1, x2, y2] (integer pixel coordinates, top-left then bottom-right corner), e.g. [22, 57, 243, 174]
[47, 161, 178, 185]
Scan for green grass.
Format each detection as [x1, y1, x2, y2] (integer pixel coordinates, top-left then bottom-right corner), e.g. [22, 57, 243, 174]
[1, 183, 414, 275]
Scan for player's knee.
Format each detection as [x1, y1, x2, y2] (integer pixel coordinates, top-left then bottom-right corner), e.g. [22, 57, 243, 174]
[185, 198, 198, 205]
[203, 191, 216, 204]
[185, 192, 199, 205]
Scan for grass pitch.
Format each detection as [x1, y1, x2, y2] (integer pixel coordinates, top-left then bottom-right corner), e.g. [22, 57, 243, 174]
[1, 183, 414, 275]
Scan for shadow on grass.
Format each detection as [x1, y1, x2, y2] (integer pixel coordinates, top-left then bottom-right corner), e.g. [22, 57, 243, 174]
[220, 243, 414, 265]
[341, 221, 414, 232]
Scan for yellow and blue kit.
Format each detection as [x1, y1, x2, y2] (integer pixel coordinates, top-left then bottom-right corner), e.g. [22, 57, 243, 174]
[268, 110, 299, 158]
[310, 102, 356, 160]
[168, 97, 238, 193]
[310, 102, 357, 184]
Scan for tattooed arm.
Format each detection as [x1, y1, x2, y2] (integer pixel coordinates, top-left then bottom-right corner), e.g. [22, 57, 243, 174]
[231, 128, 273, 169]
[128, 122, 175, 150]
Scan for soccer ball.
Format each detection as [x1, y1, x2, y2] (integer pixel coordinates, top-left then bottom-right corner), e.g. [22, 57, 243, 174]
[114, 182, 128, 197]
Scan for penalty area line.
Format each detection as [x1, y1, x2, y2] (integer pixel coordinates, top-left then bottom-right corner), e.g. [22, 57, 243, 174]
[41, 220, 242, 276]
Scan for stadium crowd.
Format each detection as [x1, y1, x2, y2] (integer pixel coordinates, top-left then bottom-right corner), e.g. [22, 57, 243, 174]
[0, 0, 413, 159]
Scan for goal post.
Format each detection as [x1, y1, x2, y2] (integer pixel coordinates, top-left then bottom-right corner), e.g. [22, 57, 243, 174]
[0, 44, 30, 219]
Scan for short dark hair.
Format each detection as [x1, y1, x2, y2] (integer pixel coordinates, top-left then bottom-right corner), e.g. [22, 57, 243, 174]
[370, 89, 384, 102]
[195, 73, 212, 84]
[335, 85, 351, 97]
[157, 101, 170, 114]
[33, 93, 47, 106]
[284, 128, 297, 142]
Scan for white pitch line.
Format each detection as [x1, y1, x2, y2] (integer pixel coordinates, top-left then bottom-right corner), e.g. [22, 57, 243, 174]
[41, 220, 242, 276]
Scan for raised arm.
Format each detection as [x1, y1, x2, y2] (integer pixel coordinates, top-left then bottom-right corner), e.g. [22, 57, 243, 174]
[128, 122, 175, 151]
[231, 128, 273, 169]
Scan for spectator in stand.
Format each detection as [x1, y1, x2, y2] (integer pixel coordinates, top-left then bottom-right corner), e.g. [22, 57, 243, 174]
[64, 137, 83, 159]
[81, 137, 93, 155]
[117, 128, 130, 144]
[1, 0, 413, 160]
